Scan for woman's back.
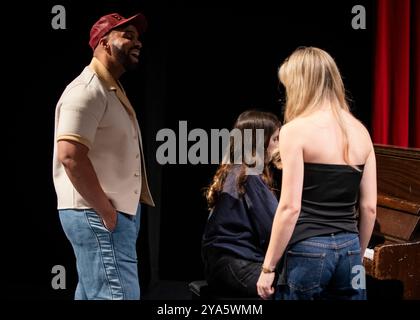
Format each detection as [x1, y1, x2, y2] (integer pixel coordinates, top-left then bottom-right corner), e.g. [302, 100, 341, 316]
[283, 105, 373, 244]
[291, 106, 372, 166]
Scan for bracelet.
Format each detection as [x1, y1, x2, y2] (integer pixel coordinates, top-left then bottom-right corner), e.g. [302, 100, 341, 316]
[261, 265, 275, 273]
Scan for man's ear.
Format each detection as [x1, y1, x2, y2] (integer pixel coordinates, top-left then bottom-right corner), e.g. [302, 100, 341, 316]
[98, 37, 110, 50]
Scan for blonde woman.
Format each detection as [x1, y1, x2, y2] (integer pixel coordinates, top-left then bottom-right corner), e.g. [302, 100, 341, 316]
[257, 47, 377, 300]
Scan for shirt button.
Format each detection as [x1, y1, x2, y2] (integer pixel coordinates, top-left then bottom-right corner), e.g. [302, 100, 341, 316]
[136, 154, 140, 159]
[134, 172, 140, 177]
[134, 190, 139, 194]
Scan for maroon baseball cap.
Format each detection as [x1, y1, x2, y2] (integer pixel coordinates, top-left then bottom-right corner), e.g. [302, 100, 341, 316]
[89, 12, 148, 50]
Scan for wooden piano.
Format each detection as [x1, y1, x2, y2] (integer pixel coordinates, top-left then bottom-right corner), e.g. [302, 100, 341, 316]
[363, 144, 420, 299]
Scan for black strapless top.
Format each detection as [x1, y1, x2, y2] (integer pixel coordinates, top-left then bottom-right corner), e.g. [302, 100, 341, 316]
[288, 163, 364, 246]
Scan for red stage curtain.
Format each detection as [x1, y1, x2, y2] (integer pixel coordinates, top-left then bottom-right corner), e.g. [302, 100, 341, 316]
[373, 0, 420, 148]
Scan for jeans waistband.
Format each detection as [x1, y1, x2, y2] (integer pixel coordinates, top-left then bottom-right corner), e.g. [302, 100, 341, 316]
[296, 232, 359, 249]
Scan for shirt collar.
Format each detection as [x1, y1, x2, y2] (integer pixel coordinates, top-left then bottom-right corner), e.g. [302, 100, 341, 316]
[88, 57, 136, 118]
[88, 57, 119, 91]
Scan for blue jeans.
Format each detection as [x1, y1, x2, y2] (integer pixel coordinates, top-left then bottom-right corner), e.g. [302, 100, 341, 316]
[277, 232, 366, 300]
[59, 205, 141, 300]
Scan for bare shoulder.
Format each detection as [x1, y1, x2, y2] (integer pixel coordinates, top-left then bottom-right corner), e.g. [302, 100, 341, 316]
[344, 112, 374, 158]
[280, 117, 307, 134]
[346, 113, 372, 140]
[279, 119, 307, 153]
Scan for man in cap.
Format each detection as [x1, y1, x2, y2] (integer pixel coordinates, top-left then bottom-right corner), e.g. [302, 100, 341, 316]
[52, 12, 155, 300]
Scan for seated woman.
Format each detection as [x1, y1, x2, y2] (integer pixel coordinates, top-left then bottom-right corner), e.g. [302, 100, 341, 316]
[201, 110, 282, 298]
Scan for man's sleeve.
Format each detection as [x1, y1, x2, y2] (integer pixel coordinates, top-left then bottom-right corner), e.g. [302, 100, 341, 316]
[56, 84, 106, 149]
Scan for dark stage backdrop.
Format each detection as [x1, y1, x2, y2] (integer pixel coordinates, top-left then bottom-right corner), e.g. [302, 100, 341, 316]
[4, 0, 374, 299]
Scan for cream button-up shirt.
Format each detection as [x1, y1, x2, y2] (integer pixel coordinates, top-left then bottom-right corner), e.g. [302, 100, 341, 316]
[53, 57, 154, 215]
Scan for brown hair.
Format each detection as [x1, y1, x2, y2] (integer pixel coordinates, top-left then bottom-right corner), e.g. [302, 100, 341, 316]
[205, 110, 281, 210]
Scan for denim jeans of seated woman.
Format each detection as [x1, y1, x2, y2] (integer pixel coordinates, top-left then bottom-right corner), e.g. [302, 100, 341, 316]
[276, 232, 366, 300]
[206, 255, 263, 298]
[59, 205, 141, 300]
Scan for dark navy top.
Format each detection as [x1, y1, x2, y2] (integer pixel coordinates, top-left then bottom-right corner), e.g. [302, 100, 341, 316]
[202, 166, 279, 263]
[288, 163, 364, 246]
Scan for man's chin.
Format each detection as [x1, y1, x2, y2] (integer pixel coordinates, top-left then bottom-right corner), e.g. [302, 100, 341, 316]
[130, 55, 140, 64]
[124, 60, 140, 71]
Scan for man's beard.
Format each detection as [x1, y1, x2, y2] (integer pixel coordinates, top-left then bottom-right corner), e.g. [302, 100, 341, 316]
[111, 44, 139, 71]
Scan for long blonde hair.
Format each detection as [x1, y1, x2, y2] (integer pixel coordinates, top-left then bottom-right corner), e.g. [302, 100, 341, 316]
[279, 47, 352, 165]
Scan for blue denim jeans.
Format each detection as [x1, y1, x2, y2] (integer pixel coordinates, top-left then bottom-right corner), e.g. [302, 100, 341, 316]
[59, 205, 141, 300]
[277, 232, 366, 300]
